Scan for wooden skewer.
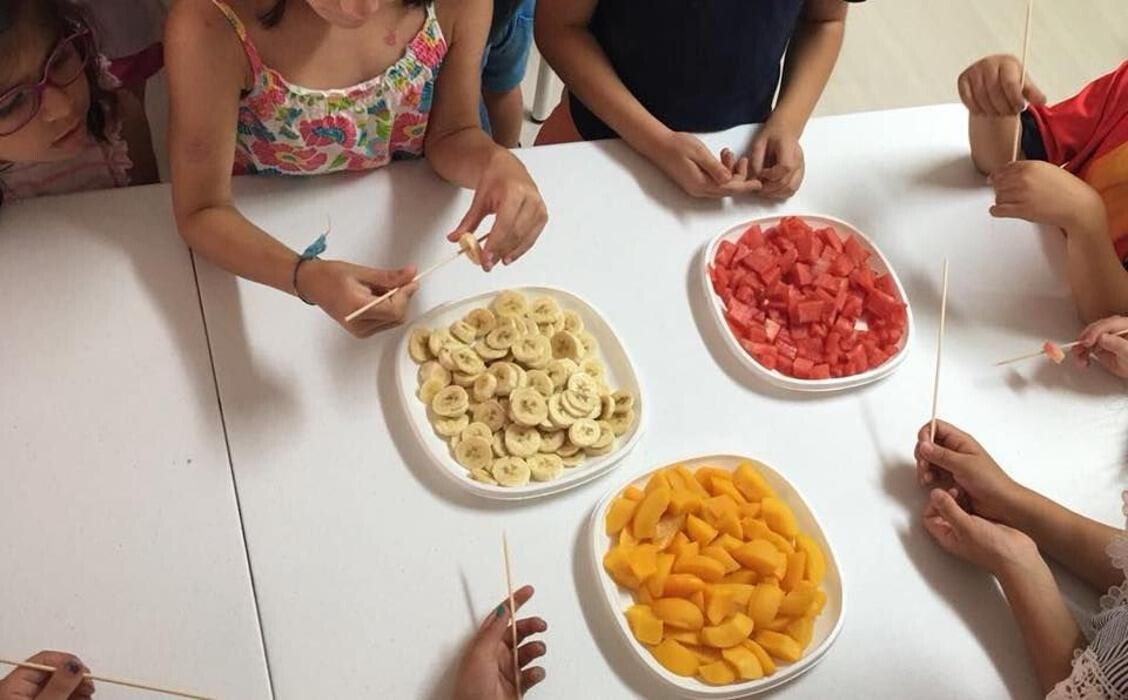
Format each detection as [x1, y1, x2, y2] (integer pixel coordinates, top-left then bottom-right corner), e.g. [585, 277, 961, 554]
[929, 260, 950, 443]
[502, 533, 521, 700]
[343, 232, 489, 324]
[1012, 0, 1035, 161]
[0, 658, 214, 700]
[995, 328, 1128, 366]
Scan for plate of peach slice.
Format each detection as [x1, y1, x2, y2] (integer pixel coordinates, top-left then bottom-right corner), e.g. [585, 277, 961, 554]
[587, 456, 845, 698]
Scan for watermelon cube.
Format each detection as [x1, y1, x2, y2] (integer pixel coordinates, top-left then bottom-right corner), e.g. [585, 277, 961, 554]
[716, 240, 737, 268]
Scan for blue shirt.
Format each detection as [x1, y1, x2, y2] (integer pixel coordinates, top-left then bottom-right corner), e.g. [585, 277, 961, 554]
[571, 0, 815, 140]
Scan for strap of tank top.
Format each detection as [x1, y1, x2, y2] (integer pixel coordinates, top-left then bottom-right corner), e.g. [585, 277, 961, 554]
[209, 0, 265, 82]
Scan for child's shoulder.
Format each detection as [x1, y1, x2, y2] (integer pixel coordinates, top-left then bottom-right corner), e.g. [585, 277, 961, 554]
[164, 0, 246, 64]
[433, 0, 491, 43]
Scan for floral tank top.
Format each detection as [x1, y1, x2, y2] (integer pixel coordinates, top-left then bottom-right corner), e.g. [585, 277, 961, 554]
[210, 0, 448, 176]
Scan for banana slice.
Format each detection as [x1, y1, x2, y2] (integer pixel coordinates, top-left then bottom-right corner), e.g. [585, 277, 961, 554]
[527, 296, 562, 325]
[459, 233, 483, 265]
[526, 370, 554, 397]
[472, 373, 498, 401]
[491, 431, 509, 457]
[428, 328, 455, 357]
[547, 394, 578, 428]
[465, 308, 497, 337]
[488, 362, 520, 397]
[586, 440, 615, 457]
[504, 424, 542, 457]
[491, 457, 531, 487]
[491, 291, 528, 318]
[497, 314, 520, 331]
[561, 452, 585, 468]
[611, 390, 635, 414]
[470, 468, 497, 485]
[409, 328, 432, 363]
[471, 400, 507, 432]
[545, 359, 577, 389]
[419, 378, 446, 404]
[450, 319, 478, 345]
[433, 413, 469, 437]
[600, 394, 616, 420]
[431, 385, 470, 418]
[473, 340, 507, 361]
[562, 389, 599, 418]
[528, 454, 564, 482]
[539, 417, 556, 432]
[579, 358, 606, 382]
[591, 421, 615, 450]
[455, 436, 493, 471]
[461, 421, 494, 443]
[607, 410, 635, 436]
[539, 429, 566, 453]
[512, 335, 551, 368]
[567, 372, 599, 396]
[509, 388, 549, 427]
[451, 371, 478, 388]
[568, 418, 601, 447]
[563, 310, 583, 334]
[485, 326, 519, 351]
[418, 361, 450, 386]
[550, 331, 583, 361]
[514, 365, 529, 389]
[451, 346, 486, 375]
[577, 331, 598, 358]
[437, 347, 457, 371]
[556, 440, 581, 458]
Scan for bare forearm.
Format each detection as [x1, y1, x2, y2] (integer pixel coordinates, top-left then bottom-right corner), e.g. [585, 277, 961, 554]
[970, 114, 1021, 175]
[1013, 488, 1122, 592]
[179, 206, 300, 294]
[535, 24, 667, 151]
[997, 559, 1083, 693]
[1064, 220, 1128, 322]
[427, 127, 505, 189]
[770, 16, 845, 135]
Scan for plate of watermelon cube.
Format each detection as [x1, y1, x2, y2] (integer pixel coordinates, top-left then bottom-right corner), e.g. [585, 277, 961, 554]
[703, 215, 913, 392]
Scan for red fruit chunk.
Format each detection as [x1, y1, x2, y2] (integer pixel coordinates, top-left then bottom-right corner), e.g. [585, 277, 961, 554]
[843, 235, 870, 264]
[739, 224, 765, 249]
[716, 241, 737, 268]
[793, 357, 815, 378]
[865, 289, 904, 318]
[811, 363, 831, 380]
[765, 319, 781, 341]
[797, 300, 825, 324]
[820, 227, 844, 253]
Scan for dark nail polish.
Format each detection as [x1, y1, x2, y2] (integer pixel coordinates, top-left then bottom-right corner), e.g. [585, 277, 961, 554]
[495, 604, 506, 618]
[66, 661, 81, 674]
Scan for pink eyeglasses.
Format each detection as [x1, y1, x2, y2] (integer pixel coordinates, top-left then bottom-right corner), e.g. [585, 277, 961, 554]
[0, 29, 91, 137]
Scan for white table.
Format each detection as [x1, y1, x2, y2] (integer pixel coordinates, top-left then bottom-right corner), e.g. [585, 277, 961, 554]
[196, 104, 1128, 699]
[0, 187, 272, 699]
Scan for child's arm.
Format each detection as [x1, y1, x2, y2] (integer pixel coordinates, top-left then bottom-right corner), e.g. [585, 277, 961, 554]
[427, 0, 546, 270]
[534, 0, 756, 199]
[923, 490, 1082, 693]
[958, 54, 1048, 174]
[164, 2, 415, 337]
[918, 420, 1124, 593]
[746, 0, 847, 199]
[990, 160, 1128, 321]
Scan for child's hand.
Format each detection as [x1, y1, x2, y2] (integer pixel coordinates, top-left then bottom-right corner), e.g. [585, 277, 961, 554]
[923, 488, 1042, 576]
[958, 54, 1046, 116]
[1074, 316, 1128, 378]
[651, 131, 762, 199]
[449, 153, 547, 272]
[0, 651, 94, 700]
[915, 420, 1026, 526]
[297, 260, 417, 338]
[746, 122, 804, 200]
[989, 160, 1106, 232]
[453, 585, 547, 700]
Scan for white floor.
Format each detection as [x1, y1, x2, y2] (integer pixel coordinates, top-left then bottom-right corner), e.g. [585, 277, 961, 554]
[518, 0, 1128, 146]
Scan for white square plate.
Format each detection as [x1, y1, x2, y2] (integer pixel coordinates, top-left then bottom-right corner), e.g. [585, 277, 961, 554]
[587, 455, 846, 698]
[396, 286, 646, 501]
[702, 215, 914, 392]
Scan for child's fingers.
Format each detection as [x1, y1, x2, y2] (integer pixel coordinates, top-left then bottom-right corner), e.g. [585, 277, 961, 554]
[451, 196, 489, 241]
[483, 199, 524, 270]
[1023, 78, 1047, 106]
[500, 201, 547, 266]
[32, 655, 87, 700]
[479, 585, 536, 637]
[1079, 316, 1128, 347]
[689, 144, 733, 186]
[988, 203, 1029, 220]
[957, 74, 980, 113]
[505, 617, 548, 648]
[747, 137, 769, 176]
[1097, 334, 1128, 362]
[720, 148, 734, 170]
[516, 640, 547, 667]
[520, 666, 547, 691]
[1093, 348, 1128, 378]
[998, 60, 1026, 113]
[356, 265, 416, 292]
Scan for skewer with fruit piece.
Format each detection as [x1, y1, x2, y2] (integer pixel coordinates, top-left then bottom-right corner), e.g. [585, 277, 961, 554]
[344, 233, 488, 323]
[602, 461, 828, 686]
[995, 328, 1128, 367]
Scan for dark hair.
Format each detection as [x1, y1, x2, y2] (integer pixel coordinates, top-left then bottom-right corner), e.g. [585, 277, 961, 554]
[0, 0, 117, 143]
[259, 0, 428, 29]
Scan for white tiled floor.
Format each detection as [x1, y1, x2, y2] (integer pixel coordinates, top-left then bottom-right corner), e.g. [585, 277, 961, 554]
[517, 0, 1128, 147]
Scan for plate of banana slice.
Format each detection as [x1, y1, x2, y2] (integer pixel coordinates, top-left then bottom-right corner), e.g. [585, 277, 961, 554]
[397, 287, 646, 501]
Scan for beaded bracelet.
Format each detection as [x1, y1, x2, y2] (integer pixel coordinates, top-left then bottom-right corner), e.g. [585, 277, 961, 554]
[292, 232, 329, 306]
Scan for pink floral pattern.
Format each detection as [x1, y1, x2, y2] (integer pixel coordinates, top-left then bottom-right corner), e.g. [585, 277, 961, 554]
[211, 0, 447, 176]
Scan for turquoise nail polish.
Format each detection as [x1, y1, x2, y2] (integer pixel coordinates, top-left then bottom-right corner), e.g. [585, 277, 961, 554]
[495, 604, 505, 618]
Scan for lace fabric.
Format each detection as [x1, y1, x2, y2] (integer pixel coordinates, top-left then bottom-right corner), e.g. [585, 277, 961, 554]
[1048, 492, 1128, 699]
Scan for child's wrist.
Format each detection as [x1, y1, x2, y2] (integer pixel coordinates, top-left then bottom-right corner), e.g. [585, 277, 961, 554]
[1064, 191, 1108, 239]
[995, 552, 1052, 589]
